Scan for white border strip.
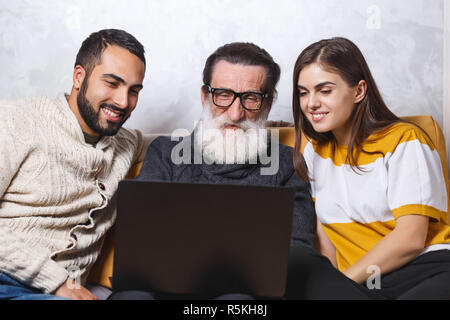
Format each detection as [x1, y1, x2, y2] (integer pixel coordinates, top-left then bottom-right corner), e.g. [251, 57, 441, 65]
[445, 0, 450, 176]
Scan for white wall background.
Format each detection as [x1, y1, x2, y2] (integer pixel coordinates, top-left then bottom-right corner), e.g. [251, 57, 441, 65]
[0, 0, 444, 133]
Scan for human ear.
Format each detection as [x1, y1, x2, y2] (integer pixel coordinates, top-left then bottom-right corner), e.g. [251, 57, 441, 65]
[354, 80, 367, 103]
[200, 86, 208, 108]
[73, 65, 87, 91]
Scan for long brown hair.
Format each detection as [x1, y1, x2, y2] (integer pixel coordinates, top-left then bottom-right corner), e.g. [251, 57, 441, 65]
[292, 37, 401, 181]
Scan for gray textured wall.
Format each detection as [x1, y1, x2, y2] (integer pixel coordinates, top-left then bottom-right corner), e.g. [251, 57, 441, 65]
[0, 0, 444, 133]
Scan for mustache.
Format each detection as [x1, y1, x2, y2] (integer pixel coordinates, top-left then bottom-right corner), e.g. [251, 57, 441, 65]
[100, 103, 127, 115]
[214, 116, 258, 131]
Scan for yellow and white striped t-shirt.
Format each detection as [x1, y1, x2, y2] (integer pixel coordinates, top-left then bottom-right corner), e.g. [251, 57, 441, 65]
[303, 122, 450, 271]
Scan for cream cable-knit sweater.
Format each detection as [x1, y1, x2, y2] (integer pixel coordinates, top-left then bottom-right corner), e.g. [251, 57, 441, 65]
[0, 93, 147, 294]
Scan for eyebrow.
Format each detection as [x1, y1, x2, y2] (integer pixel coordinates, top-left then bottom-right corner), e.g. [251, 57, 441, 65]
[297, 81, 336, 91]
[102, 73, 143, 89]
[215, 87, 264, 94]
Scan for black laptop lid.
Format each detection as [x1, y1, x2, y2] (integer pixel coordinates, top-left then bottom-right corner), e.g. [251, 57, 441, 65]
[112, 179, 294, 298]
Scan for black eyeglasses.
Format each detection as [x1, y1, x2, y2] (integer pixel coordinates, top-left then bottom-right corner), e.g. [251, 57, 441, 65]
[205, 85, 268, 111]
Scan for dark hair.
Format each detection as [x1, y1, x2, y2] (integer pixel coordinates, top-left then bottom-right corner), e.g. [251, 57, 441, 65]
[202, 42, 281, 110]
[75, 29, 146, 76]
[292, 37, 401, 181]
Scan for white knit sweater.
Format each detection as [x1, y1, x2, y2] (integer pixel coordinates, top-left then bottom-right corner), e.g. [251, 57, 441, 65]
[0, 93, 146, 294]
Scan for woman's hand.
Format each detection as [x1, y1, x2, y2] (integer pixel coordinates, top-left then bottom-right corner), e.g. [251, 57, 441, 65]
[342, 214, 429, 284]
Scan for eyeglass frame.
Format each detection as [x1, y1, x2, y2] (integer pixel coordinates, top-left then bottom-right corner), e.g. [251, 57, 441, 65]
[204, 85, 269, 111]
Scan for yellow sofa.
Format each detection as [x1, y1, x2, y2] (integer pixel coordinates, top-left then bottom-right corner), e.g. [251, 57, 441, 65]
[87, 115, 450, 289]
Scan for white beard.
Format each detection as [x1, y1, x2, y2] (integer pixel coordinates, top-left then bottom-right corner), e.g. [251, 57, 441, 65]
[195, 102, 268, 165]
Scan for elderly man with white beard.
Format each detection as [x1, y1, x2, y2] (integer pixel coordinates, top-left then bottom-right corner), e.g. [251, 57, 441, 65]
[110, 42, 319, 300]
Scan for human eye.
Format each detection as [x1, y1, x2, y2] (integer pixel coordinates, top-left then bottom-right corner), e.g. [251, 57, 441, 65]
[217, 90, 233, 97]
[130, 88, 141, 96]
[320, 89, 332, 95]
[243, 92, 262, 107]
[105, 80, 118, 87]
[299, 90, 308, 97]
[243, 93, 259, 101]
[214, 90, 234, 101]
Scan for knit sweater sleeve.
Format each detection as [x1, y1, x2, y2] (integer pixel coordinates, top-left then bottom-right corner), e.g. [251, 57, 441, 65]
[0, 105, 68, 294]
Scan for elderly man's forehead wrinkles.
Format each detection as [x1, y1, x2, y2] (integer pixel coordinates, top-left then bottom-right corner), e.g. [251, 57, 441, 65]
[210, 61, 267, 91]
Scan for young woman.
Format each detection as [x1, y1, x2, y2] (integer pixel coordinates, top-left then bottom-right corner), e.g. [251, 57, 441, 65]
[292, 37, 450, 299]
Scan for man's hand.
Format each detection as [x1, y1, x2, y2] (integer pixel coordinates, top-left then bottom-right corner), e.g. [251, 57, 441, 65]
[54, 277, 98, 300]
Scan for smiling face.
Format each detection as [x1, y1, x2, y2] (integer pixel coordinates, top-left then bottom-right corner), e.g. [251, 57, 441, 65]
[72, 45, 145, 137]
[297, 62, 366, 145]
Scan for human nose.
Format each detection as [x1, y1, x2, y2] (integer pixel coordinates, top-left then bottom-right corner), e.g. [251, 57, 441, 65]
[226, 96, 246, 122]
[112, 87, 129, 109]
[307, 93, 320, 110]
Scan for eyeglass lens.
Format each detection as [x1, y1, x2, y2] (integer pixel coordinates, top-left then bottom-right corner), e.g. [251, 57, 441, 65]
[212, 89, 263, 110]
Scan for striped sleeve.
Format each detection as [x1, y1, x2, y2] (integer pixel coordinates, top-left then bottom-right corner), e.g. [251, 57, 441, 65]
[387, 127, 448, 221]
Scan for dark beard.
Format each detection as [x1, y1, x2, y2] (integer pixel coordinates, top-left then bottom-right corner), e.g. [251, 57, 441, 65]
[77, 78, 129, 136]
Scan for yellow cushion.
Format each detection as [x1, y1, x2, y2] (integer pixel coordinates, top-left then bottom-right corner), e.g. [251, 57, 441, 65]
[87, 116, 450, 288]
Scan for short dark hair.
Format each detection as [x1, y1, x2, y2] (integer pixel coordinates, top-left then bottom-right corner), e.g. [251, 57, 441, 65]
[75, 29, 146, 76]
[202, 42, 280, 109]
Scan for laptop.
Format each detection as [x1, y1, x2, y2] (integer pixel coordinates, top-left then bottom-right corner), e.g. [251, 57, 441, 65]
[112, 179, 294, 298]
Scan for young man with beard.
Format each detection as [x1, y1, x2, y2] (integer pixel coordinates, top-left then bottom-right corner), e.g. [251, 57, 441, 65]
[0, 29, 150, 300]
[109, 42, 319, 300]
